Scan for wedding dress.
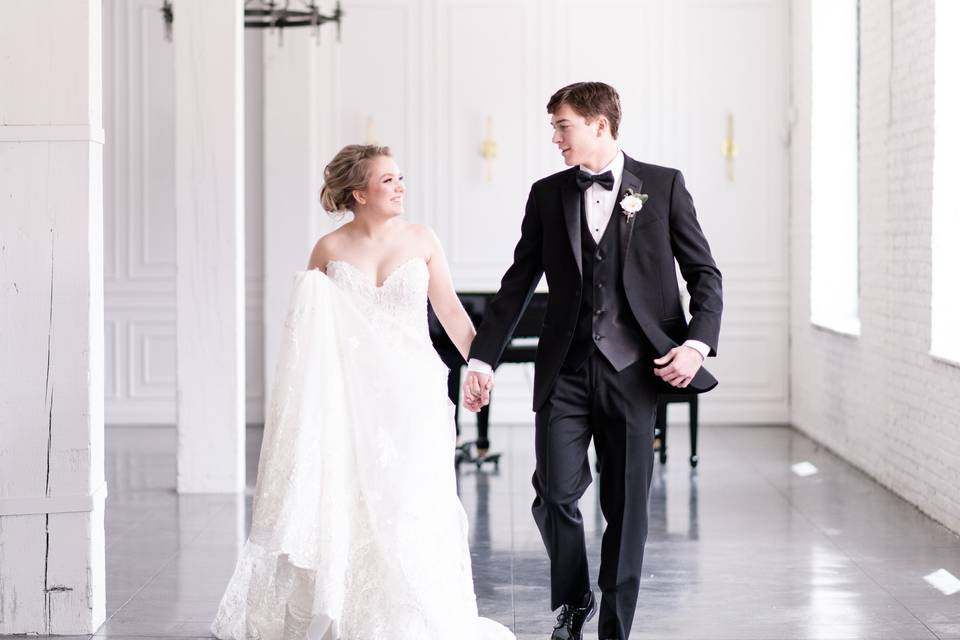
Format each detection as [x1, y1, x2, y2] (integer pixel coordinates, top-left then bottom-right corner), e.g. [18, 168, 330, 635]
[211, 257, 514, 640]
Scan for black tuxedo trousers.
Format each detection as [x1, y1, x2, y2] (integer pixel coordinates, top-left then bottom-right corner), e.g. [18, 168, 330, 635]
[534, 346, 659, 640]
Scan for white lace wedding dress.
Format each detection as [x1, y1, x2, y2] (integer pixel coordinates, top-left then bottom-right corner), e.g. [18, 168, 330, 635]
[211, 258, 514, 640]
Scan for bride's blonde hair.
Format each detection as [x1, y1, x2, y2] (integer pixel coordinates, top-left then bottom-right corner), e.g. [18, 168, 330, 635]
[320, 144, 393, 213]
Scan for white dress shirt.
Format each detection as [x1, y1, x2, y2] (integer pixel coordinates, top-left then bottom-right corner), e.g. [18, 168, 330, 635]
[468, 149, 709, 377]
[582, 149, 625, 244]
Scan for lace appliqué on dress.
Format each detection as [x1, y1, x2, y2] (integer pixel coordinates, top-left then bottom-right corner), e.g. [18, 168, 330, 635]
[210, 261, 514, 640]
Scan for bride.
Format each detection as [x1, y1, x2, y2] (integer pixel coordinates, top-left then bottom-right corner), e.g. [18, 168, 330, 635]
[211, 144, 513, 640]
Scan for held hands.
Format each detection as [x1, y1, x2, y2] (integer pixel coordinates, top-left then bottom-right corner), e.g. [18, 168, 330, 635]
[462, 371, 494, 412]
[654, 345, 704, 389]
[461, 347, 700, 406]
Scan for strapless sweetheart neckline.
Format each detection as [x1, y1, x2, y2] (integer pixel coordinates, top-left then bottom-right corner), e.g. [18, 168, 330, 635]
[325, 256, 427, 288]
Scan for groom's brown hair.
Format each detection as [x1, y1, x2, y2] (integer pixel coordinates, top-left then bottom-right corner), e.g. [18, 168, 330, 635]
[547, 82, 622, 139]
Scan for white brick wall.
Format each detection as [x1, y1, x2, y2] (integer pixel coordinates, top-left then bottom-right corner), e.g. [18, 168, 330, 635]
[791, 0, 960, 535]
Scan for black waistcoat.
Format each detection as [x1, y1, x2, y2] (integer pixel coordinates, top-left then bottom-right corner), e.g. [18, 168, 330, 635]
[562, 197, 647, 372]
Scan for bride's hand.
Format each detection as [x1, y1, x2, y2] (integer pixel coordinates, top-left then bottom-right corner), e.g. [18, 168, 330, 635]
[462, 371, 493, 412]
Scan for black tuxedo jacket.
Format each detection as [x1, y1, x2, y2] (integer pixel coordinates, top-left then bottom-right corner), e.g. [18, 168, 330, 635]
[469, 153, 723, 412]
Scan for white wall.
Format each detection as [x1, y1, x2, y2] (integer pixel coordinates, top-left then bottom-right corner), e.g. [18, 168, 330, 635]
[102, 0, 265, 425]
[103, 0, 792, 427]
[790, 0, 960, 534]
[0, 0, 106, 632]
[315, 0, 792, 425]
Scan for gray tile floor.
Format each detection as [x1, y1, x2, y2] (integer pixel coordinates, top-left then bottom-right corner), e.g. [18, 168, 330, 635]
[51, 423, 960, 639]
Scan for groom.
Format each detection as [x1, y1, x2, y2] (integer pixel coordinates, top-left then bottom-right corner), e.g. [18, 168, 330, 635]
[464, 82, 722, 640]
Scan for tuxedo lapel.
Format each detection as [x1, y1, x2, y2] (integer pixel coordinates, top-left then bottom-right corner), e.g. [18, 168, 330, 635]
[561, 170, 582, 275]
[618, 161, 644, 268]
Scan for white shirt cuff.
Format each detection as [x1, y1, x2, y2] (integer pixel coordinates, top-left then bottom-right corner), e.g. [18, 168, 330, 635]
[466, 358, 494, 376]
[682, 339, 710, 360]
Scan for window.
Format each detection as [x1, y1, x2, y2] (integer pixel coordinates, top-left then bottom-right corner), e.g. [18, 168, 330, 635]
[810, 0, 860, 335]
[931, 0, 960, 363]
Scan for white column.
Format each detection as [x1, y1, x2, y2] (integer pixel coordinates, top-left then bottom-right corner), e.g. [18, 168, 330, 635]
[262, 30, 321, 393]
[174, 0, 246, 493]
[0, 0, 106, 634]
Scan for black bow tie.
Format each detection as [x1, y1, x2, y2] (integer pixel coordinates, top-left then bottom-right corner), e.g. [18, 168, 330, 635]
[576, 170, 614, 192]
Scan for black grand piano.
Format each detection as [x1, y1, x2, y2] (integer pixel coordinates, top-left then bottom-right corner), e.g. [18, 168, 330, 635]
[428, 293, 701, 469]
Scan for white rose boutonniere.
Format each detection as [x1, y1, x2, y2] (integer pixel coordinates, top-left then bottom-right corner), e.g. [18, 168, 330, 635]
[620, 189, 649, 221]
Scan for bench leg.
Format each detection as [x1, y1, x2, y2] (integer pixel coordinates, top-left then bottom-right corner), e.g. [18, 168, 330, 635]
[689, 395, 699, 468]
[655, 398, 668, 464]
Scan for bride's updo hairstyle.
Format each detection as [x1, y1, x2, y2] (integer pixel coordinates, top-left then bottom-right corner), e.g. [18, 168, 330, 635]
[320, 144, 393, 213]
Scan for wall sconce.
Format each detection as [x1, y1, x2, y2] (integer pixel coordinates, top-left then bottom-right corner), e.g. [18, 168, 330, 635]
[366, 116, 377, 145]
[720, 112, 738, 182]
[479, 115, 497, 182]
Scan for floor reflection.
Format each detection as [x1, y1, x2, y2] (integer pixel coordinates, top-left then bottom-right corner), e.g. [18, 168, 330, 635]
[73, 423, 960, 639]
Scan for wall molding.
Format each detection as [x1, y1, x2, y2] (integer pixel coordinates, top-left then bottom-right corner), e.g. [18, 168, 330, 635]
[0, 483, 108, 517]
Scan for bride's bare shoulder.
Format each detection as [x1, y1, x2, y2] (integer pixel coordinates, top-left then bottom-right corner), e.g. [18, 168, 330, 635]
[307, 229, 347, 271]
[407, 222, 441, 251]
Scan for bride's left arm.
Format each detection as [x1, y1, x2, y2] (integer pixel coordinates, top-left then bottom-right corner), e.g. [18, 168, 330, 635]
[421, 225, 476, 363]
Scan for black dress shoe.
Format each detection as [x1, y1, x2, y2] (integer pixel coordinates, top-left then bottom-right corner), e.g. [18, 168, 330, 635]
[550, 590, 596, 640]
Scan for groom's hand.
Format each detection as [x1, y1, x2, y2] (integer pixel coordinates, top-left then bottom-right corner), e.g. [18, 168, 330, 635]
[654, 346, 704, 389]
[463, 371, 494, 412]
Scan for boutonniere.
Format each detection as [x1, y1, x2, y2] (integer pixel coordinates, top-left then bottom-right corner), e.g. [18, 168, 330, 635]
[620, 189, 649, 220]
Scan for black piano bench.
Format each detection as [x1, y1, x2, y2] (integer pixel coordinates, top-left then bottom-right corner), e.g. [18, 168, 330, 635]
[654, 393, 700, 468]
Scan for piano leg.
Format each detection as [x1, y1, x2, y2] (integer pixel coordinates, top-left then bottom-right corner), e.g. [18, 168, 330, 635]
[689, 395, 699, 468]
[445, 365, 501, 470]
[472, 392, 501, 470]
[477, 402, 490, 454]
[447, 367, 475, 468]
[447, 366, 462, 436]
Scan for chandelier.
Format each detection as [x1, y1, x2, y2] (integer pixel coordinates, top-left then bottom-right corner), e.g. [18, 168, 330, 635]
[161, 1, 344, 43]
